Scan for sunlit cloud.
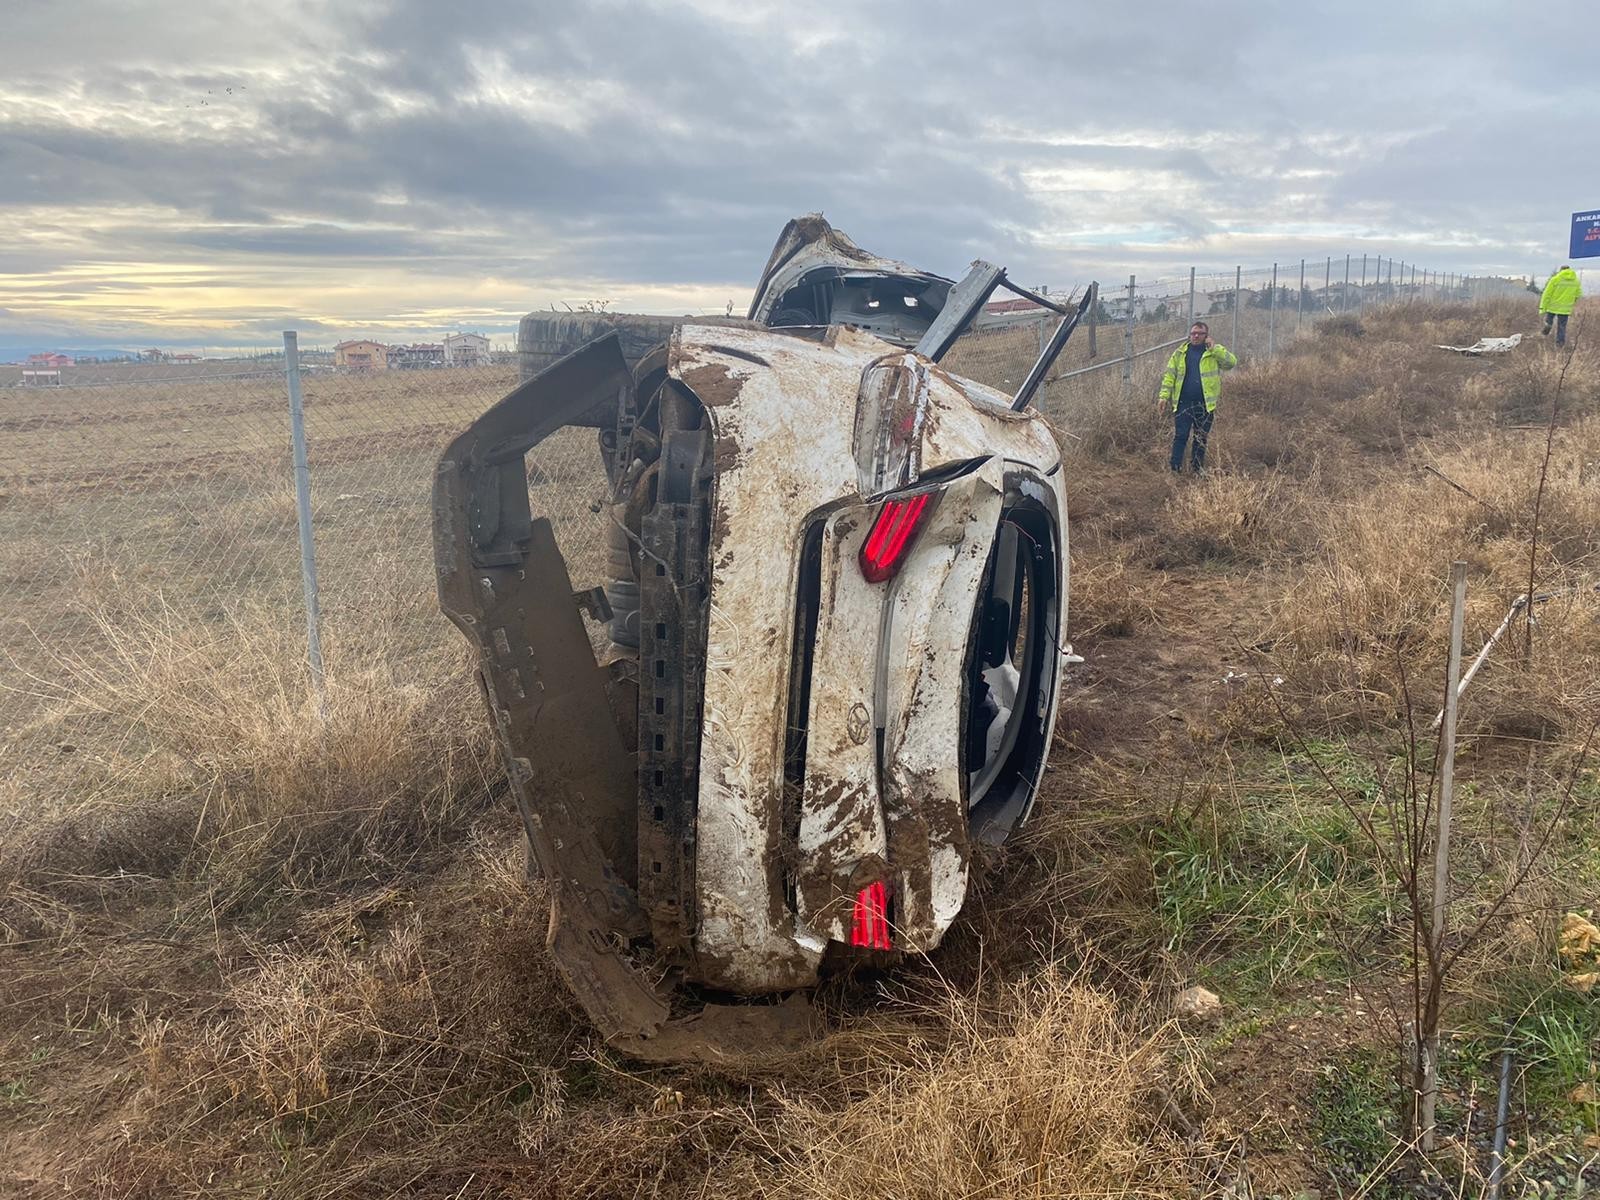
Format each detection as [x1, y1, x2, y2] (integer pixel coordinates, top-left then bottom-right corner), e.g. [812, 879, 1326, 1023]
[0, 0, 1593, 355]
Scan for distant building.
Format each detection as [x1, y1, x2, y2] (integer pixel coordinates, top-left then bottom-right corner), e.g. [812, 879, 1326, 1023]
[442, 331, 490, 367]
[334, 340, 389, 371]
[27, 352, 74, 367]
[389, 342, 444, 369]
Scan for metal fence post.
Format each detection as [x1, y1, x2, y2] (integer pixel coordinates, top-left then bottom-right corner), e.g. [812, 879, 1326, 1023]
[283, 331, 326, 705]
[1324, 256, 1331, 313]
[1268, 262, 1277, 356]
[1087, 281, 1098, 359]
[1232, 265, 1241, 347]
[1342, 254, 1351, 313]
[1360, 253, 1368, 309]
[1122, 273, 1135, 401]
[1298, 259, 1305, 331]
[1187, 266, 1196, 327]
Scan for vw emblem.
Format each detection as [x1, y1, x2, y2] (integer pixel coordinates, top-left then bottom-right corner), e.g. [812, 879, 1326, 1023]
[846, 702, 871, 745]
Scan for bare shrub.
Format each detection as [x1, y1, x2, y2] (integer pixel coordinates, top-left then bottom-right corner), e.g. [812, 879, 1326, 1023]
[1262, 421, 1600, 722]
[1315, 314, 1365, 340]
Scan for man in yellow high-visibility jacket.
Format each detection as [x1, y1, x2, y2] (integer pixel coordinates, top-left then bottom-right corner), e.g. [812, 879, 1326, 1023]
[1157, 321, 1238, 473]
[1539, 266, 1582, 346]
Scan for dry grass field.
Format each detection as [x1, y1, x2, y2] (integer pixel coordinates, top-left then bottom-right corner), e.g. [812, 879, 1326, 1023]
[4, 297, 1600, 1198]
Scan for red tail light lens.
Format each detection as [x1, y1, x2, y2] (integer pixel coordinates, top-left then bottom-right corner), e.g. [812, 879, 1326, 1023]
[859, 492, 932, 584]
[849, 881, 892, 950]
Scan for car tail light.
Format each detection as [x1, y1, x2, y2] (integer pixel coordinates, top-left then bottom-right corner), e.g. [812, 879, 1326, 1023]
[859, 492, 932, 584]
[850, 881, 892, 950]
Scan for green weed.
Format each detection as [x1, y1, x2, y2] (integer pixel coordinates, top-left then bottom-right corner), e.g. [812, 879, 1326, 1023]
[1151, 773, 1389, 993]
[1311, 1049, 1406, 1198]
[1459, 971, 1599, 1140]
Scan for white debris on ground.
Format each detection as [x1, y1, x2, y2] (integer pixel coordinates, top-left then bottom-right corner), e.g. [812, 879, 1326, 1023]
[1220, 669, 1283, 686]
[1435, 333, 1523, 354]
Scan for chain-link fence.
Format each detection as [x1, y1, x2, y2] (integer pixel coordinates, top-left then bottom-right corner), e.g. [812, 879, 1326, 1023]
[0, 350, 609, 832]
[0, 263, 1534, 829]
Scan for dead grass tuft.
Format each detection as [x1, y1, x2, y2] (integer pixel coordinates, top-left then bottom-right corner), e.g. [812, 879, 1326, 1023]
[1, 589, 500, 916]
[757, 970, 1203, 1199]
[1152, 470, 1309, 567]
[1070, 540, 1169, 637]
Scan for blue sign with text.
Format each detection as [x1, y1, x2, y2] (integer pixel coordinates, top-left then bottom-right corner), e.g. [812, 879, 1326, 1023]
[1572, 210, 1600, 259]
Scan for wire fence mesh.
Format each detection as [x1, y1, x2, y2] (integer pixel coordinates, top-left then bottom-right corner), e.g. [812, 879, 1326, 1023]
[0, 357, 609, 833]
[1, 263, 1534, 830]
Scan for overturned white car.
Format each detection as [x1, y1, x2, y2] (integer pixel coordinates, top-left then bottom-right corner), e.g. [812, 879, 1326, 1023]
[434, 217, 1086, 1058]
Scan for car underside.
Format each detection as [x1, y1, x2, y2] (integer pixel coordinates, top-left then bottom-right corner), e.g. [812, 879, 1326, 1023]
[433, 217, 1091, 1059]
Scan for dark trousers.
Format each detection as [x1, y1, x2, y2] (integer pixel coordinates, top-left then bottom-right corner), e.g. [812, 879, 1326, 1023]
[1170, 400, 1214, 472]
[1543, 312, 1569, 345]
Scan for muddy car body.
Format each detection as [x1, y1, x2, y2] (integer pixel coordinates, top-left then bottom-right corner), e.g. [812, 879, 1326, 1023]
[435, 218, 1087, 1058]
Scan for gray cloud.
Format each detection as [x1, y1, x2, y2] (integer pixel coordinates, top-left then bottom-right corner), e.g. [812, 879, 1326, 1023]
[1, 0, 1595, 351]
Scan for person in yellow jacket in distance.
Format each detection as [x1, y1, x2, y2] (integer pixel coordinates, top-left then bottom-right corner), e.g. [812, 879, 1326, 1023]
[1157, 321, 1238, 473]
[1539, 266, 1581, 346]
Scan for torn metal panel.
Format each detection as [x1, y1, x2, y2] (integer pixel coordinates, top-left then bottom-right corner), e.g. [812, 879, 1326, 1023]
[749, 215, 955, 347]
[795, 504, 890, 943]
[879, 459, 1006, 949]
[433, 333, 665, 1043]
[913, 261, 1006, 363]
[921, 364, 1062, 475]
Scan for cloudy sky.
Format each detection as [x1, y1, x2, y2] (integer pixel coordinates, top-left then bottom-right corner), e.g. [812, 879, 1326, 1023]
[2, 0, 1595, 354]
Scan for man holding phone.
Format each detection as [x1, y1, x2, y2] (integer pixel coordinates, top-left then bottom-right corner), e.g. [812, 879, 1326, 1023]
[1158, 321, 1238, 473]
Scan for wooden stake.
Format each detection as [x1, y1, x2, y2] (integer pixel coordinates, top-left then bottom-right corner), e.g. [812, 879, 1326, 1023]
[1420, 560, 1468, 1151]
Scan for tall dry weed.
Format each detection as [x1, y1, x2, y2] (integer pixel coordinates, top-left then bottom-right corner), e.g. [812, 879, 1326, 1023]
[1, 587, 499, 909]
[1070, 540, 1169, 637]
[1154, 470, 1310, 567]
[757, 970, 1202, 1200]
[1266, 425, 1600, 723]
